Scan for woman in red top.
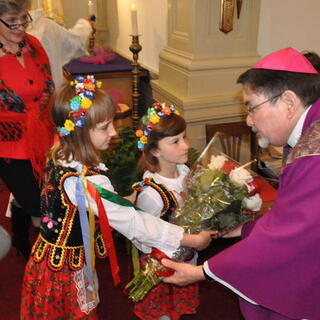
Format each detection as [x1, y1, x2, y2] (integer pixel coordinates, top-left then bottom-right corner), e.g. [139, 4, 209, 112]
[0, 0, 54, 259]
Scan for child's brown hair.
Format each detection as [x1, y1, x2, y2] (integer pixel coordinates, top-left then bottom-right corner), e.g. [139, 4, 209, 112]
[139, 113, 186, 173]
[49, 81, 116, 167]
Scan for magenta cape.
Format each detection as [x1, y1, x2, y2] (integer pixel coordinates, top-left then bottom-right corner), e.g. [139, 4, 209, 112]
[206, 99, 320, 319]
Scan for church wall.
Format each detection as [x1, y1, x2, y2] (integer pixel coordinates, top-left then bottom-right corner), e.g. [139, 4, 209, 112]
[62, 0, 89, 26]
[62, 0, 320, 74]
[105, 0, 167, 75]
[258, 0, 320, 56]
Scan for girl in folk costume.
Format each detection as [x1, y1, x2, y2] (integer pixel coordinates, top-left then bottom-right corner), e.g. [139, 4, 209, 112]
[21, 76, 213, 320]
[133, 103, 199, 320]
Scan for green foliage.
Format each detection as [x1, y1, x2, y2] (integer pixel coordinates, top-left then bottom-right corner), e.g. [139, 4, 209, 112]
[102, 126, 142, 196]
[186, 147, 200, 168]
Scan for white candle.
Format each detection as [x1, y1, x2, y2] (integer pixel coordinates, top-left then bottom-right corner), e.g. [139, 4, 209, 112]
[131, 4, 138, 35]
[88, 0, 94, 16]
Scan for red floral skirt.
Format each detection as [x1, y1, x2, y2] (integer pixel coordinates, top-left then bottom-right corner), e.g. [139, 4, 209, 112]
[134, 255, 199, 320]
[21, 258, 98, 320]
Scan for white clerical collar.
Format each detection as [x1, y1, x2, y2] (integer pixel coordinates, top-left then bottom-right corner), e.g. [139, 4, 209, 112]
[287, 105, 312, 148]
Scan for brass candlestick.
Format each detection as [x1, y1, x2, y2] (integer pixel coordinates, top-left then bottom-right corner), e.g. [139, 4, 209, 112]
[129, 35, 142, 129]
[88, 15, 96, 55]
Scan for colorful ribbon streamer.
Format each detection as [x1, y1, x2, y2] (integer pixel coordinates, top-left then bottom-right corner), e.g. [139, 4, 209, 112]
[76, 169, 95, 292]
[87, 181, 120, 286]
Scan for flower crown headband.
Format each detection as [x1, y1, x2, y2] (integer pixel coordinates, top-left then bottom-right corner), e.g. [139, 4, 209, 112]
[135, 102, 180, 150]
[58, 75, 102, 136]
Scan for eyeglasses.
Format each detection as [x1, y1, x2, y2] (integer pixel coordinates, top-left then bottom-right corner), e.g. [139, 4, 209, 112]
[246, 93, 282, 116]
[0, 13, 32, 30]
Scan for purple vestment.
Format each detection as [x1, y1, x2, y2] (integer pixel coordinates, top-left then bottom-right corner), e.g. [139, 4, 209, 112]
[206, 99, 320, 320]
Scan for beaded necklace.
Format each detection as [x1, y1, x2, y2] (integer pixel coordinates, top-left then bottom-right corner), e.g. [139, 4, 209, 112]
[0, 39, 25, 57]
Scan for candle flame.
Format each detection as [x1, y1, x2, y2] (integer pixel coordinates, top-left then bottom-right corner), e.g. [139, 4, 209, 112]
[131, 4, 137, 10]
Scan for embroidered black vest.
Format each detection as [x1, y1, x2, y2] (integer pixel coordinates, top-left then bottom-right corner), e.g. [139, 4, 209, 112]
[32, 161, 107, 271]
[142, 178, 179, 222]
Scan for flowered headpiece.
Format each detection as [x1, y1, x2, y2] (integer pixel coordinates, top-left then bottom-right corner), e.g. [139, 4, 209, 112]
[135, 102, 180, 150]
[57, 75, 102, 136]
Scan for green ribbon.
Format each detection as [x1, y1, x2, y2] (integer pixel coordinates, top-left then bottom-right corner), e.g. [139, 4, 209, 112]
[92, 183, 142, 279]
[92, 182, 141, 210]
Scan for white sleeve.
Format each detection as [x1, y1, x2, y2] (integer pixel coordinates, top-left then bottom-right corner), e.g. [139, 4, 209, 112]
[63, 174, 184, 258]
[136, 187, 164, 217]
[131, 186, 164, 253]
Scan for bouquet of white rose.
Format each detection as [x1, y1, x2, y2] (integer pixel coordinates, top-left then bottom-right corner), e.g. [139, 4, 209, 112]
[126, 134, 273, 301]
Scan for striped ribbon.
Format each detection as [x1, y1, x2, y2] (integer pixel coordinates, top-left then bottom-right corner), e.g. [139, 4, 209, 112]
[87, 181, 120, 286]
[75, 167, 96, 297]
[76, 174, 142, 287]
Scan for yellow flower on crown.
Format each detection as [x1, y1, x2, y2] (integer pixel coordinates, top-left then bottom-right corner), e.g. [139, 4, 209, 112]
[150, 114, 160, 124]
[64, 119, 75, 132]
[81, 97, 93, 109]
[140, 136, 148, 144]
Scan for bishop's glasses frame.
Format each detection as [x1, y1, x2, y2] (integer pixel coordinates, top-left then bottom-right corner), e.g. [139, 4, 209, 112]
[246, 93, 283, 116]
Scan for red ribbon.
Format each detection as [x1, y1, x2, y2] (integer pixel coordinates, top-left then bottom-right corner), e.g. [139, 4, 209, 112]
[151, 248, 175, 277]
[87, 181, 120, 286]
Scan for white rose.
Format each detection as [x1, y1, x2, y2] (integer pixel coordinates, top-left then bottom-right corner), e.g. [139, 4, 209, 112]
[229, 167, 253, 186]
[242, 194, 262, 212]
[208, 155, 228, 170]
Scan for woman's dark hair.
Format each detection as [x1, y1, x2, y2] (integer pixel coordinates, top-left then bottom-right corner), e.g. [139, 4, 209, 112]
[139, 113, 186, 173]
[237, 69, 320, 107]
[0, 0, 29, 16]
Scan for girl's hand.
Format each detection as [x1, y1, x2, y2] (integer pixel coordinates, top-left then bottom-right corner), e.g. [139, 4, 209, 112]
[194, 230, 217, 250]
[161, 259, 205, 286]
[181, 230, 216, 251]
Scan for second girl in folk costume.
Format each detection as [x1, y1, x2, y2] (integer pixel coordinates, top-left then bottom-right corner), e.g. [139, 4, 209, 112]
[133, 103, 199, 320]
[21, 76, 212, 320]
